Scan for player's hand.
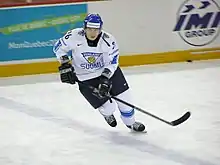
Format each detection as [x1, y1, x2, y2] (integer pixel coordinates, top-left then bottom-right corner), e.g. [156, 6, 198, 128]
[97, 68, 112, 98]
[58, 55, 78, 84]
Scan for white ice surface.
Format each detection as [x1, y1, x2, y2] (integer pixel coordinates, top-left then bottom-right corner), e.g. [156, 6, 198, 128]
[0, 60, 220, 165]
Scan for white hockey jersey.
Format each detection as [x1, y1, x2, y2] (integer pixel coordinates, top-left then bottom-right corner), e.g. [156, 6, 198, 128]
[53, 28, 119, 81]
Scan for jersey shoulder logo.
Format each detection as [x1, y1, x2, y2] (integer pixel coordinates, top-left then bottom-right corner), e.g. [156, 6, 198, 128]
[78, 30, 85, 36]
[102, 33, 111, 47]
[103, 33, 110, 39]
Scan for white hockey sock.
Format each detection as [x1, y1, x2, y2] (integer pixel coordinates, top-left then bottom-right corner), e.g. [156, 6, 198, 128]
[120, 108, 135, 126]
[115, 90, 136, 126]
[98, 99, 117, 116]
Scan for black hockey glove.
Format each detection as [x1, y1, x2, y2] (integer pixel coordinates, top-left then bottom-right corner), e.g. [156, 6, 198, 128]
[96, 68, 112, 98]
[58, 55, 78, 84]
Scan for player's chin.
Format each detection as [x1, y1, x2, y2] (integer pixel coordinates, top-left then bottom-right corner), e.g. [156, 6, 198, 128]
[90, 36, 97, 40]
[87, 35, 97, 40]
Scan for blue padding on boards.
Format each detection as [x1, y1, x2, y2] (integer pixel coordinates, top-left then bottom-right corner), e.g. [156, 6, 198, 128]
[120, 109, 134, 117]
[0, 4, 87, 62]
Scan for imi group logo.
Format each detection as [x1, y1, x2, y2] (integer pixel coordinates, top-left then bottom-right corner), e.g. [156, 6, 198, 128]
[173, 0, 220, 46]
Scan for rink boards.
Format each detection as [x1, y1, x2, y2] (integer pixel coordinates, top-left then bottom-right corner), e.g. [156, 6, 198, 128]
[1, 47, 220, 77]
[0, 0, 220, 77]
[1, 48, 220, 78]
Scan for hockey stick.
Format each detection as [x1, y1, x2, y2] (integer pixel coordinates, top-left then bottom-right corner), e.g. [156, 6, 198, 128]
[109, 96, 191, 126]
[76, 80, 191, 126]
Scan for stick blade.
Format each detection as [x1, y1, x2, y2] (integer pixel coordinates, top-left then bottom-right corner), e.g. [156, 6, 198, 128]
[170, 111, 191, 126]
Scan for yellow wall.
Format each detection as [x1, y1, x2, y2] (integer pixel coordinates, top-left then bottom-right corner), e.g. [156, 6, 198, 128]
[1, 47, 219, 77]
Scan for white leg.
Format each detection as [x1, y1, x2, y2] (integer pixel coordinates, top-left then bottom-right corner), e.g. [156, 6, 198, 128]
[98, 99, 118, 116]
[115, 90, 135, 126]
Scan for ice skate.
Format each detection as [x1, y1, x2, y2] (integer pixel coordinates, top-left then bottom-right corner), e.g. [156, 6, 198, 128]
[103, 114, 117, 127]
[127, 121, 145, 132]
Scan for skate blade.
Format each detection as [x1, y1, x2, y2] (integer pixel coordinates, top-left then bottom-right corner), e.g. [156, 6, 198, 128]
[129, 129, 147, 134]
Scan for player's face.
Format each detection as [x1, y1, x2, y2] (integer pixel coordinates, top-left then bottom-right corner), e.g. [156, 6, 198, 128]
[85, 27, 100, 40]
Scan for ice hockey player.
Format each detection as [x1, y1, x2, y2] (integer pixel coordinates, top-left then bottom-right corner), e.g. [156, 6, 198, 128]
[53, 13, 145, 132]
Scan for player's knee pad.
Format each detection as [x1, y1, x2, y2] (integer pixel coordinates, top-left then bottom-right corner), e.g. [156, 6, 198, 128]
[98, 99, 118, 116]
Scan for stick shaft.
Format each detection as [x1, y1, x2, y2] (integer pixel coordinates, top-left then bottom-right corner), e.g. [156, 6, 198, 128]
[111, 96, 172, 125]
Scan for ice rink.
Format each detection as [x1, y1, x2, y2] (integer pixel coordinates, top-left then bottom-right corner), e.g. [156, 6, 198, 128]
[0, 60, 220, 165]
